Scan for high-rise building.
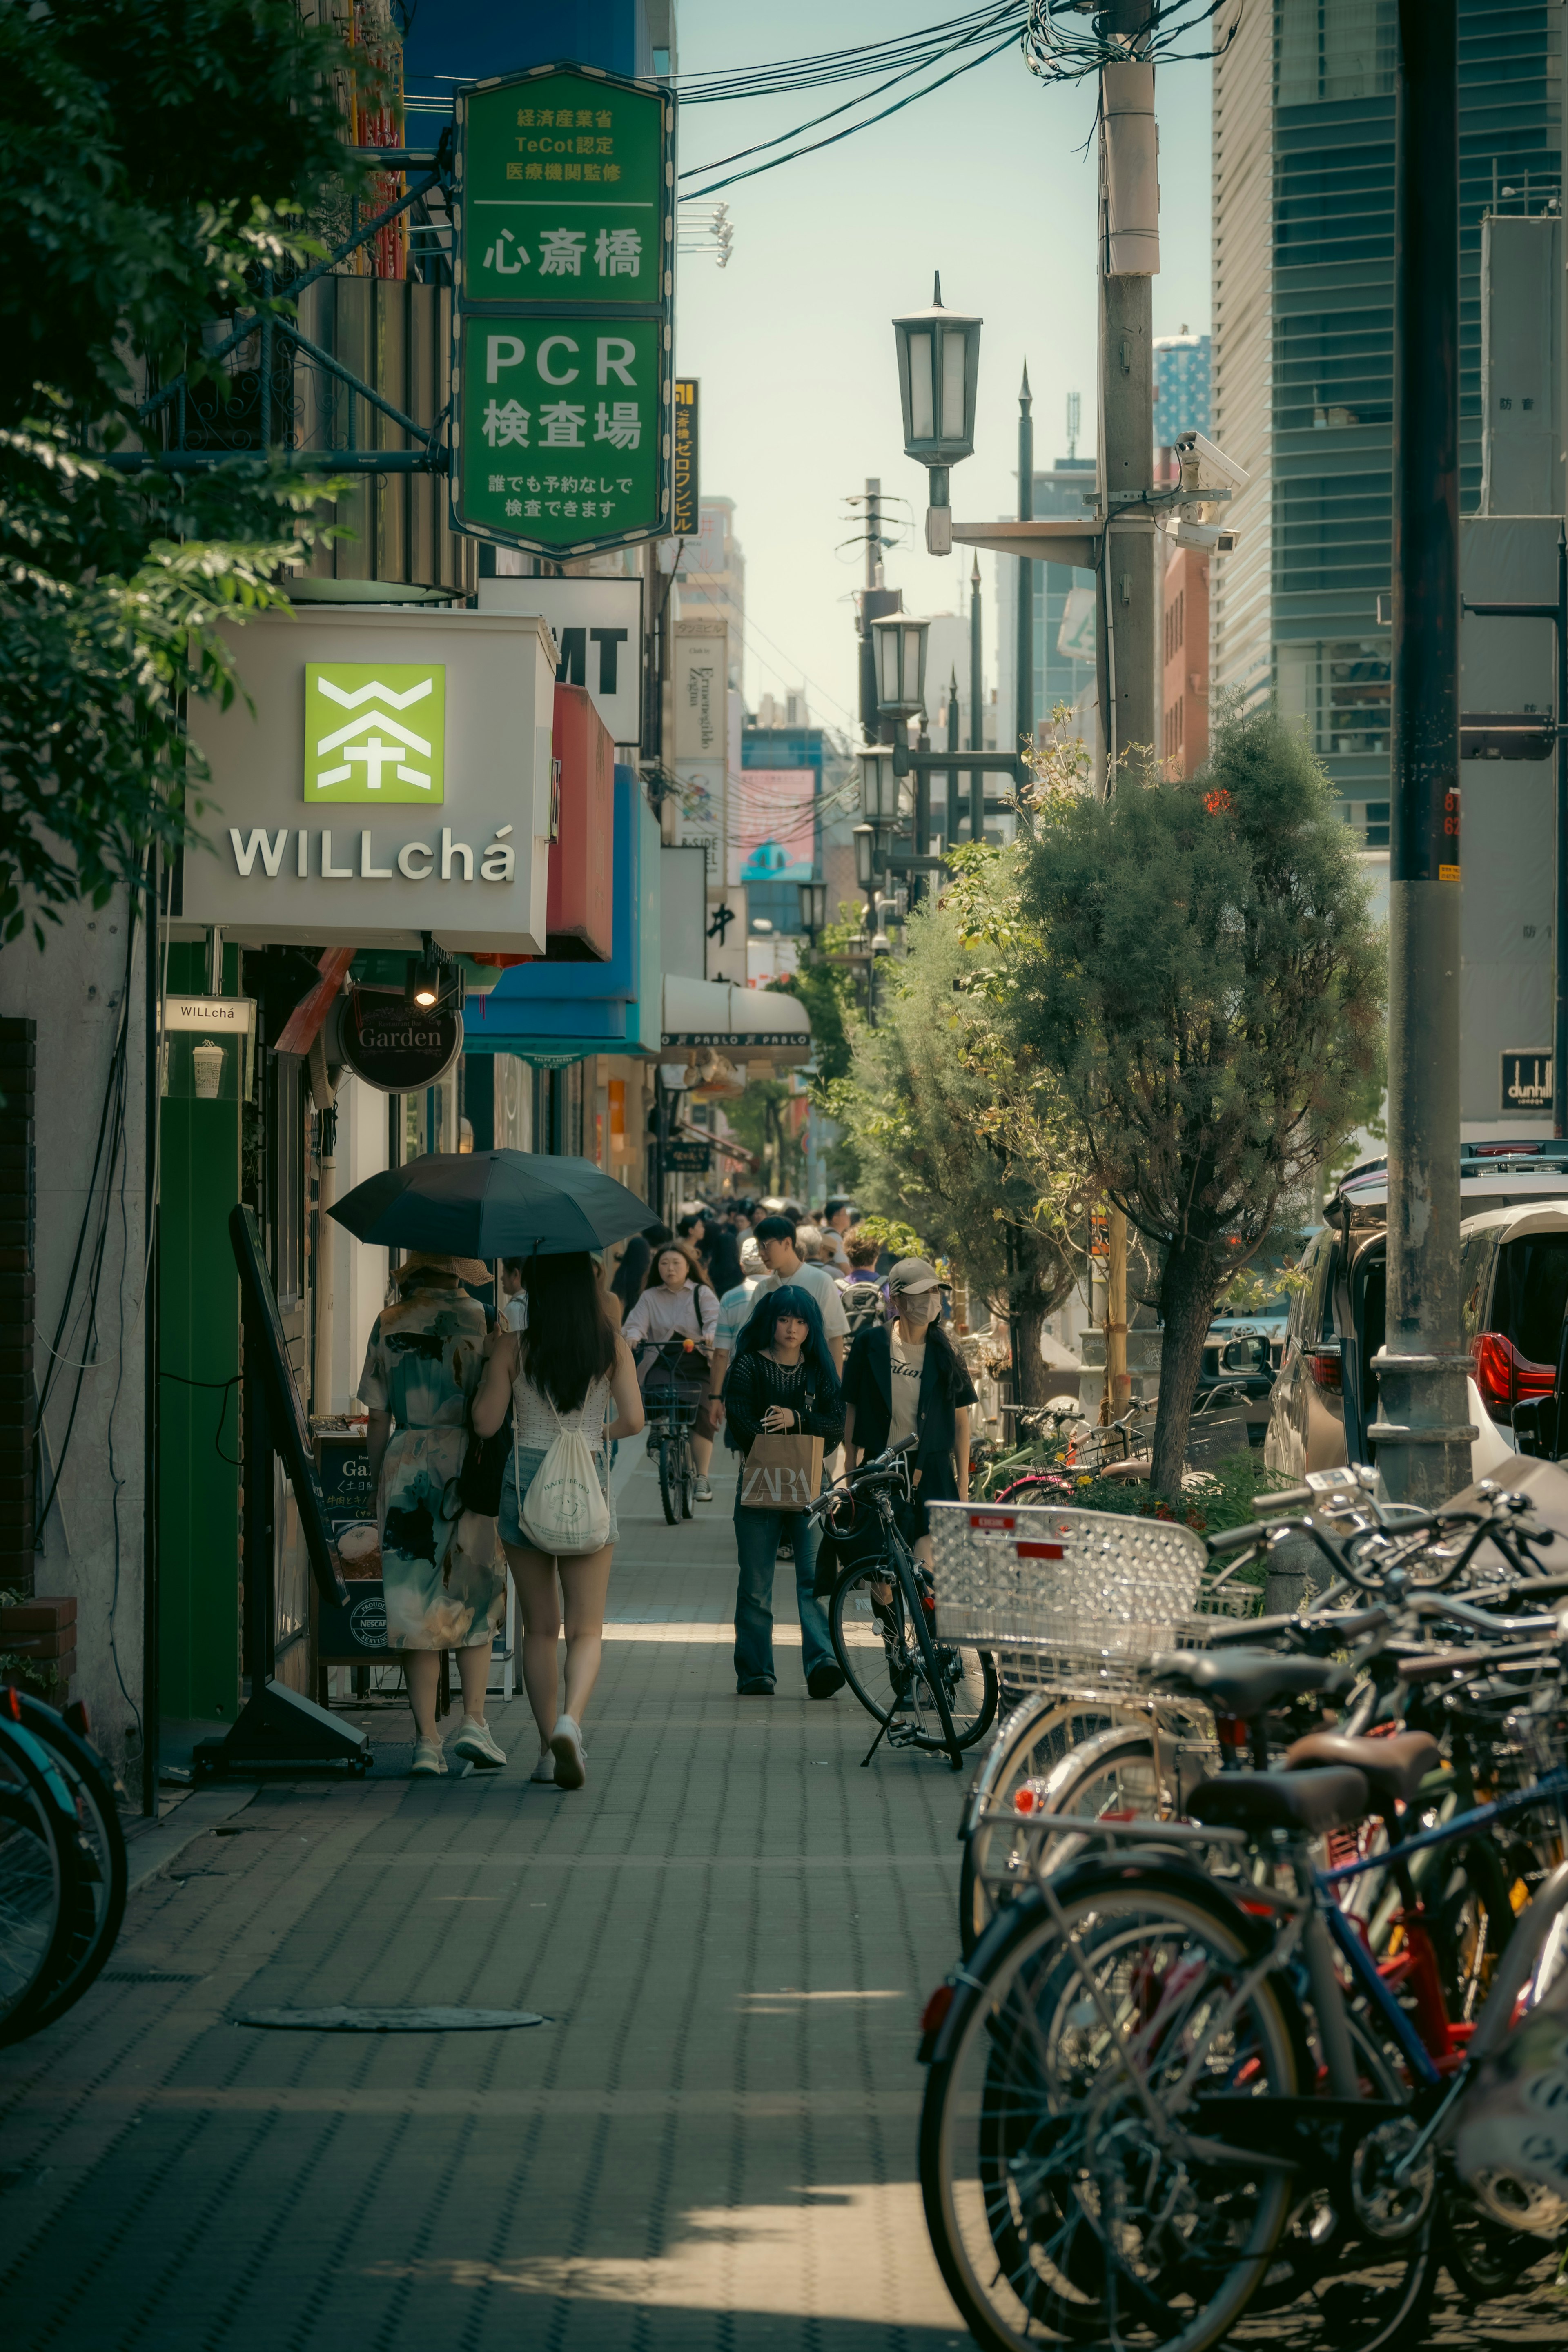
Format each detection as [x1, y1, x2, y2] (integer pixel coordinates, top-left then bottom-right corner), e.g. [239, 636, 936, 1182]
[994, 458, 1099, 751]
[1154, 330, 1212, 444]
[675, 498, 745, 694]
[1212, 1, 1561, 841]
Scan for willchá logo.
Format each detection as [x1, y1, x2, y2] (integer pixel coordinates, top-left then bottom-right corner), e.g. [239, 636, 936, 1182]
[303, 664, 447, 805]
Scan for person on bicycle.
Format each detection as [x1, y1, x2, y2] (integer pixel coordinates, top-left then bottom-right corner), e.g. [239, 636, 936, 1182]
[840, 1258, 976, 1570]
[621, 1241, 720, 1501]
[722, 1286, 846, 1699]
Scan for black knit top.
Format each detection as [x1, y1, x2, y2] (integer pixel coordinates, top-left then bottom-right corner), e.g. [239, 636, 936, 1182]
[724, 1352, 846, 1454]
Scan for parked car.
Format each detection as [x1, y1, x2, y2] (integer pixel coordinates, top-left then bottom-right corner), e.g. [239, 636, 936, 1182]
[1263, 1140, 1568, 1480]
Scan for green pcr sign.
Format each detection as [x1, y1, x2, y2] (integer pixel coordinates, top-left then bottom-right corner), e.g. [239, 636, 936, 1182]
[456, 316, 665, 548]
[452, 61, 675, 557]
[459, 67, 668, 308]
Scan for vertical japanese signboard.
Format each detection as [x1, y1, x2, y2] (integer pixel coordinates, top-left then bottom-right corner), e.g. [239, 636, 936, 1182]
[452, 61, 675, 556]
[673, 378, 699, 537]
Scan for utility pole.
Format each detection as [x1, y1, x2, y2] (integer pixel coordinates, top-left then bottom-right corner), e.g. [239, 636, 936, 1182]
[1370, 0, 1473, 1505]
[969, 553, 984, 842]
[1015, 369, 1034, 762]
[1096, 7, 1161, 1421]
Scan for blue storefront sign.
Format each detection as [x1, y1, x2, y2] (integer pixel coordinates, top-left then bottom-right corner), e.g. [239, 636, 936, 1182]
[465, 765, 659, 1062]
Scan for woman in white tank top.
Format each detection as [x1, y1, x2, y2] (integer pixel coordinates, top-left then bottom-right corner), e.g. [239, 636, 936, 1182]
[475, 1251, 643, 1790]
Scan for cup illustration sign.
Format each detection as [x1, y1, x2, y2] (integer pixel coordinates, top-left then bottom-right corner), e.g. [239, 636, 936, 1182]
[192, 1039, 225, 1098]
[303, 664, 446, 805]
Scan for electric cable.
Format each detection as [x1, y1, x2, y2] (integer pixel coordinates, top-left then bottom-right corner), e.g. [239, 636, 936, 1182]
[681, 26, 1026, 201]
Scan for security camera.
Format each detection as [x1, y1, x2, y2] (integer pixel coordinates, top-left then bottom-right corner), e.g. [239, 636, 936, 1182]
[1165, 518, 1240, 554]
[1175, 429, 1252, 493]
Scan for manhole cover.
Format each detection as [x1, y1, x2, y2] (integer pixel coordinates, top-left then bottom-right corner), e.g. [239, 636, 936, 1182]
[236, 2005, 548, 2032]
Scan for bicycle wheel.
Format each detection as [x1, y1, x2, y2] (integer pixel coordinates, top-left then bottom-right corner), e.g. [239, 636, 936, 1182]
[1232, 2013, 1439, 2352]
[679, 1437, 695, 1520]
[960, 1695, 1126, 1955]
[13, 1696, 127, 2031]
[0, 1719, 82, 2047]
[962, 1716, 1207, 1957]
[921, 1864, 1301, 2352]
[658, 1437, 679, 1526]
[830, 1562, 996, 1760]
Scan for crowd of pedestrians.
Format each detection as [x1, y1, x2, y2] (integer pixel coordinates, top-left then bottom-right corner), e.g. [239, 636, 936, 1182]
[362, 1192, 970, 1790]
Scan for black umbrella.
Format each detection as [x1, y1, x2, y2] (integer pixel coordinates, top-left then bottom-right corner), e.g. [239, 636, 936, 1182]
[329, 1151, 653, 1259]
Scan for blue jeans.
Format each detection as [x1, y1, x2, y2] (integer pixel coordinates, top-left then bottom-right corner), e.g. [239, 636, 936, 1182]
[732, 1477, 834, 1688]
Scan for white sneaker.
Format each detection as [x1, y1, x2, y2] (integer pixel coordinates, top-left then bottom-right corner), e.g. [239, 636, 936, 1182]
[693, 1476, 714, 1502]
[550, 1714, 587, 1791]
[410, 1735, 447, 1776]
[450, 1715, 506, 1770]
[530, 1752, 558, 1785]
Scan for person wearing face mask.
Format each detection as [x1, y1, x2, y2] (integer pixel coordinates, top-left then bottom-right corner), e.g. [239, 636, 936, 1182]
[839, 1258, 977, 1568]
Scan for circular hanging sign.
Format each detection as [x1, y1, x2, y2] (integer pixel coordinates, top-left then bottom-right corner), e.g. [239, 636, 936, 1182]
[334, 986, 463, 1094]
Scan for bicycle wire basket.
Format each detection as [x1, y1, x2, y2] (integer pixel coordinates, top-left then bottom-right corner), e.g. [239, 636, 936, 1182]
[928, 1499, 1208, 1693]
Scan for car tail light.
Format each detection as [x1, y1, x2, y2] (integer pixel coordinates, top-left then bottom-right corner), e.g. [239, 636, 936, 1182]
[1305, 1349, 1343, 1394]
[1472, 1330, 1556, 1414]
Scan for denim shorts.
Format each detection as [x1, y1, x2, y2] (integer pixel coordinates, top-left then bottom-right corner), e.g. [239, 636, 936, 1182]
[497, 1444, 619, 1551]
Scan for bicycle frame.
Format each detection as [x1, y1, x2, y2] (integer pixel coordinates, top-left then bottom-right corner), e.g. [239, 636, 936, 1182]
[1318, 1762, 1568, 2088]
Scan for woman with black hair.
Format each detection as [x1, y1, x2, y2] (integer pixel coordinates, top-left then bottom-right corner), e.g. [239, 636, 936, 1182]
[609, 1234, 650, 1320]
[702, 1221, 744, 1301]
[840, 1258, 976, 1570]
[723, 1285, 845, 1698]
[481, 1252, 644, 1790]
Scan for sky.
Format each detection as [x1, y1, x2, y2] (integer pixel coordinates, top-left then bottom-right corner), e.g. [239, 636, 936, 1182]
[672, 3, 1214, 739]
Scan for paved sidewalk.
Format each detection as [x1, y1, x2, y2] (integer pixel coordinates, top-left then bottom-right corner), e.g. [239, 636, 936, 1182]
[4, 1454, 1561, 2349]
[1, 1457, 971, 2352]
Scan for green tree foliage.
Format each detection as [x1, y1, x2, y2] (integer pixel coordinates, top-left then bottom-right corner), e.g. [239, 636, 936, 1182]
[766, 902, 867, 1190]
[1009, 709, 1385, 1494]
[834, 851, 1088, 1397]
[0, 0, 364, 942]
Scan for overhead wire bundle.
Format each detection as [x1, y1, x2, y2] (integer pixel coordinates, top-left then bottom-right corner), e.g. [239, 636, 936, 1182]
[676, 3, 1244, 200]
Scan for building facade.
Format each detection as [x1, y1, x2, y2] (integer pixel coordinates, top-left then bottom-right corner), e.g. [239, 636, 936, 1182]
[1213, 0, 1562, 839]
[1154, 330, 1213, 443]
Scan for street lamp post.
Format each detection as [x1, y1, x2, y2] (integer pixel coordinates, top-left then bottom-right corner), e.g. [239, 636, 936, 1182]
[892, 273, 982, 556]
[797, 878, 828, 958]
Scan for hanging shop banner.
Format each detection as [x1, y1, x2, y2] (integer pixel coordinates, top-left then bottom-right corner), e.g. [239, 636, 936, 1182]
[180, 611, 557, 953]
[477, 575, 644, 746]
[673, 377, 699, 536]
[451, 60, 675, 558]
[330, 987, 464, 1095]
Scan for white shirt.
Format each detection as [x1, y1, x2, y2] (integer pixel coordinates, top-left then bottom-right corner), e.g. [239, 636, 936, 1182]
[503, 1295, 528, 1333]
[743, 1261, 850, 1343]
[889, 1329, 926, 1449]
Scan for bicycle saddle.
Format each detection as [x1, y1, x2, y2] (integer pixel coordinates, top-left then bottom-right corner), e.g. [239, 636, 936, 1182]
[1283, 1729, 1440, 1810]
[1187, 1765, 1370, 1837]
[1146, 1650, 1351, 1717]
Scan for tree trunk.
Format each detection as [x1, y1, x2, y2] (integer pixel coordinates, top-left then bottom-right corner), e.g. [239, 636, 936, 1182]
[1151, 1241, 1218, 1500]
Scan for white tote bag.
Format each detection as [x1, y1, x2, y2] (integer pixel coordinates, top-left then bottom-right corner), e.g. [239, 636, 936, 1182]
[517, 1394, 611, 1556]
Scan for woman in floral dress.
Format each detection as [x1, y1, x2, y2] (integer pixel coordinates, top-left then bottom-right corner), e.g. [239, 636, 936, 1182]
[359, 1253, 509, 1776]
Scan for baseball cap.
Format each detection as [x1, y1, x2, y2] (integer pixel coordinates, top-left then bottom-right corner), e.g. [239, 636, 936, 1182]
[888, 1256, 944, 1295]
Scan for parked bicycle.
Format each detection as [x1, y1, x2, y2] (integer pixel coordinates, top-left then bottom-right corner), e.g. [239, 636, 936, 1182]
[918, 1473, 1568, 2350]
[0, 1687, 127, 2046]
[808, 1440, 998, 1770]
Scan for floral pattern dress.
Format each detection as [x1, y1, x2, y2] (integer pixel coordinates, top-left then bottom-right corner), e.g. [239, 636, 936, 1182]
[357, 1280, 506, 1652]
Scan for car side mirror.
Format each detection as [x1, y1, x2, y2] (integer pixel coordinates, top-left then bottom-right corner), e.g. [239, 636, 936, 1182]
[1511, 1396, 1559, 1460]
